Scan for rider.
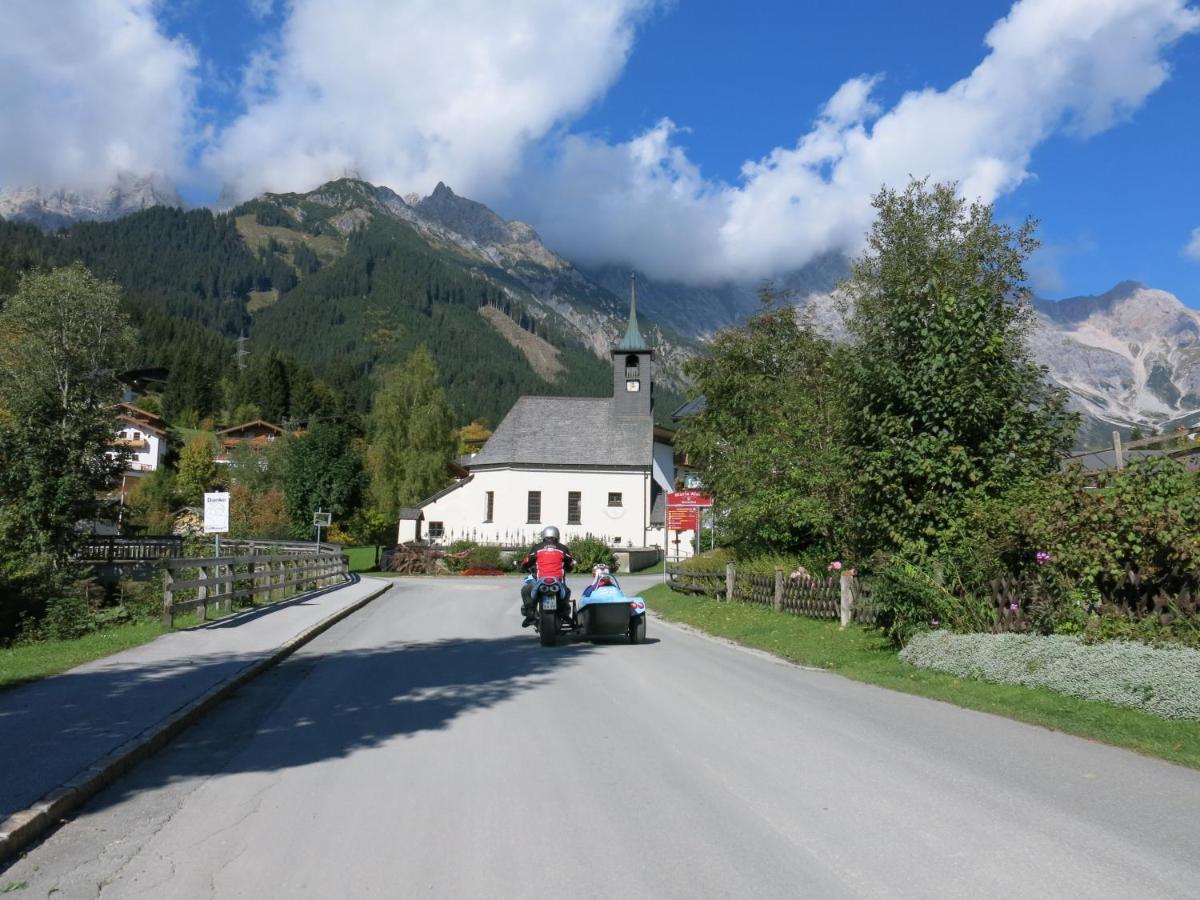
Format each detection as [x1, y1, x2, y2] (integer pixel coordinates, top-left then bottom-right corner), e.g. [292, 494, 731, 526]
[582, 563, 617, 598]
[518, 526, 575, 627]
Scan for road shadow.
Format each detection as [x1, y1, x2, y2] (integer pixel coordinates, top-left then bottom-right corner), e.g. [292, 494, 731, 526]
[70, 635, 595, 813]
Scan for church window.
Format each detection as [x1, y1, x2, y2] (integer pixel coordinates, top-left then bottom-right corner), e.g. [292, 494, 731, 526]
[625, 354, 640, 379]
[608, 492, 623, 508]
[484, 491, 494, 523]
[428, 521, 444, 540]
[567, 491, 581, 525]
[527, 491, 542, 523]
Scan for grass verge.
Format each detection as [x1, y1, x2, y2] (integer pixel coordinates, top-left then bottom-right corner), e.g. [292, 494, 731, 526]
[646, 584, 1200, 770]
[0, 620, 168, 690]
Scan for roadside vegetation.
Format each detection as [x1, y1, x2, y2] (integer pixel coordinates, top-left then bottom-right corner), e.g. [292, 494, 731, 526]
[674, 178, 1200, 734]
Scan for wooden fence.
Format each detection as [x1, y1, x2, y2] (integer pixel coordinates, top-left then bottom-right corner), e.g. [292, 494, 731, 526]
[667, 563, 877, 626]
[162, 546, 349, 626]
[76, 535, 184, 563]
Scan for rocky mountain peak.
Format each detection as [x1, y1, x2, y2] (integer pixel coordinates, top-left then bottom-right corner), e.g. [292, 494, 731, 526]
[0, 172, 182, 230]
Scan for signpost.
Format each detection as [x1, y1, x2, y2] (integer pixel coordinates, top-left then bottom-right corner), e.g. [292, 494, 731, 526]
[313, 509, 332, 550]
[664, 491, 713, 577]
[204, 491, 230, 556]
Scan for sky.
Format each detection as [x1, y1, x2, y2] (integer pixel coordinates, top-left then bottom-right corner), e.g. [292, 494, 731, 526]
[1, 0, 1198, 301]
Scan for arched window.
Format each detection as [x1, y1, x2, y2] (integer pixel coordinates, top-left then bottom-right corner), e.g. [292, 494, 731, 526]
[625, 353, 640, 379]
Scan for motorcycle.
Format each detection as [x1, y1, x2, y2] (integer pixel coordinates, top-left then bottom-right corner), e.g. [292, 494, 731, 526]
[523, 570, 647, 646]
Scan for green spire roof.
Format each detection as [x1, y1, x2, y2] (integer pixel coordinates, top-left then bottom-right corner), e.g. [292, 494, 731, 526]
[617, 273, 649, 352]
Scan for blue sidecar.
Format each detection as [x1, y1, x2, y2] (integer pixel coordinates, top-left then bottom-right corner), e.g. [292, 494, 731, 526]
[575, 580, 647, 644]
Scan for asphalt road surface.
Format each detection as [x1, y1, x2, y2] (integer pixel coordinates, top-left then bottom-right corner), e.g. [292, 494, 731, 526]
[5, 575, 1199, 898]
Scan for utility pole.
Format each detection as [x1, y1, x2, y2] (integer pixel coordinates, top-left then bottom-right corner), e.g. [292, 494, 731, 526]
[234, 331, 249, 372]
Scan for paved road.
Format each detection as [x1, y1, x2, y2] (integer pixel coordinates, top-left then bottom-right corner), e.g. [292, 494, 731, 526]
[5, 575, 1199, 898]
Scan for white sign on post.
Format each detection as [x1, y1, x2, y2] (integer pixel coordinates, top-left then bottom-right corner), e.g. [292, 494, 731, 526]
[204, 491, 230, 534]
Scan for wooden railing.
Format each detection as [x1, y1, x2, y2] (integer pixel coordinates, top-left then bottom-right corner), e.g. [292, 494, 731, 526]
[162, 547, 349, 626]
[666, 563, 876, 626]
[77, 535, 184, 563]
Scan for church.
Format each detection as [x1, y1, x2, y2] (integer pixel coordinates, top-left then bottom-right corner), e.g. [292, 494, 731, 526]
[399, 287, 688, 560]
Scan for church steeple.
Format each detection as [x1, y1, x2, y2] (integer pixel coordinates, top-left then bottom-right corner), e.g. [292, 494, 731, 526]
[612, 273, 653, 418]
[617, 273, 649, 353]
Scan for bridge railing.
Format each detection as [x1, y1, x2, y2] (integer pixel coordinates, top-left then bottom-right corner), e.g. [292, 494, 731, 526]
[162, 545, 349, 626]
[76, 535, 184, 563]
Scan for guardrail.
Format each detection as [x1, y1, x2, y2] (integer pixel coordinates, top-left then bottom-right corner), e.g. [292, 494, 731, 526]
[162, 547, 349, 626]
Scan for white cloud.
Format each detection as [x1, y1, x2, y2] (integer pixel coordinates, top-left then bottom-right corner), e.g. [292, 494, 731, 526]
[247, 0, 274, 20]
[1186, 227, 1200, 261]
[206, 0, 656, 203]
[512, 0, 1200, 283]
[0, 0, 197, 192]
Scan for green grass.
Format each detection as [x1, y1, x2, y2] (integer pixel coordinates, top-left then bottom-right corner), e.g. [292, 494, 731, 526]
[0, 620, 168, 690]
[646, 585, 1200, 770]
[345, 545, 381, 573]
[630, 558, 666, 574]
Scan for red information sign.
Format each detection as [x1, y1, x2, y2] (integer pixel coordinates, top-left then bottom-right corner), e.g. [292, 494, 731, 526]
[665, 490, 711, 532]
[666, 507, 700, 531]
[666, 490, 713, 509]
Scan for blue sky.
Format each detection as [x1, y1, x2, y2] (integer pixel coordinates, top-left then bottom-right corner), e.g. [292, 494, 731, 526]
[2, 0, 1199, 301]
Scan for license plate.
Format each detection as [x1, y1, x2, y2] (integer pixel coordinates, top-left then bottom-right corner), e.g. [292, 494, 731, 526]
[540, 596, 557, 610]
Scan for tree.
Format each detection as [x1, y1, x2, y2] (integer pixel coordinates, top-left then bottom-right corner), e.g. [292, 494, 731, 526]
[840, 179, 1077, 554]
[0, 264, 134, 635]
[176, 436, 221, 503]
[675, 292, 850, 555]
[365, 347, 456, 522]
[283, 422, 366, 537]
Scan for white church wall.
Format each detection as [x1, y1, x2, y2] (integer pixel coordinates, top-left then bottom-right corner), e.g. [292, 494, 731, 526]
[420, 466, 656, 549]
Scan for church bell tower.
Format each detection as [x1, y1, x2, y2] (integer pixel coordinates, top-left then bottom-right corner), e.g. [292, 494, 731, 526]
[612, 274, 653, 419]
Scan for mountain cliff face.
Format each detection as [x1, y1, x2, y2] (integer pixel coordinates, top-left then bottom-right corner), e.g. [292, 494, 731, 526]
[1029, 282, 1200, 437]
[0, 173, 183, 230]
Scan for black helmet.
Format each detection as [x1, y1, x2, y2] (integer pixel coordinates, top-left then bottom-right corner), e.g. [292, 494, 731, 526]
[540, 526, 560, 541]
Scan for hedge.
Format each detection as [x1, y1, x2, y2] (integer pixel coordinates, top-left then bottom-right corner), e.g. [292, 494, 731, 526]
[899, 631, 1200, 720]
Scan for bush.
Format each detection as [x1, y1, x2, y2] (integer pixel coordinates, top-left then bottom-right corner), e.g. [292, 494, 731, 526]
[443, 539, 479, 573]
[570, 535, 617, 572]
[118, 579, 161, 623]
[675, 547, 735, 574]
[40, 591, 100, 641]
[871, 555, 995, 647]
[465, 544, 504, 572]
[900, 631, 1200, 720]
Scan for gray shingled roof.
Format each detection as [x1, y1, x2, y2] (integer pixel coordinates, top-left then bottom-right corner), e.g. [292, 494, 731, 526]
[470, 397, 653, 468]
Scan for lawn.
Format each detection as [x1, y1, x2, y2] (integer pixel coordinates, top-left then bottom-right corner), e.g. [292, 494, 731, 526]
[345, 544, 382, 573]
[646, 584, 1200, 770]
[0, 620, 167, 690]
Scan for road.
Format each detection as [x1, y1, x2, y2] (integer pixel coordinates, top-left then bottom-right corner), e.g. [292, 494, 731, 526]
[5, 575, 1199, 898]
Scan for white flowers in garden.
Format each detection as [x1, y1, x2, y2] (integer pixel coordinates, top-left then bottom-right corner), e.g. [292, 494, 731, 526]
[899, 632, 1200, 720]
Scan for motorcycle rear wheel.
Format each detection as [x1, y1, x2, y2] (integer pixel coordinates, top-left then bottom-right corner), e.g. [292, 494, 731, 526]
[539, 609, 557, 646]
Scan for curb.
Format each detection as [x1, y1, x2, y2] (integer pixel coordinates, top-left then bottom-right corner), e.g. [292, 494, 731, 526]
[0, 579, 392, 865]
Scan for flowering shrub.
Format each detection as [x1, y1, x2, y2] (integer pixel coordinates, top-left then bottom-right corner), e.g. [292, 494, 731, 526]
[900, 631, 1200, 720]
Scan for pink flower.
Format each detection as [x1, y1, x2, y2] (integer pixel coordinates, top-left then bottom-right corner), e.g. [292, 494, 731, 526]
[828, 560, 843, 572]
[930, 618, 940, 626]
[1035, 551, 1052, 566]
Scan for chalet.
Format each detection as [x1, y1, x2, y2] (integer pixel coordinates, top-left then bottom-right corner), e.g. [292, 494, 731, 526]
[404, 286, 692, 559]
[109, 403, 168, 475]
[214, 419, 298, 463]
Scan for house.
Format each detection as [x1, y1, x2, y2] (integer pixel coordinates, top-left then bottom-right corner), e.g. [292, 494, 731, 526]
[408, 285, 691, 558]
[215, 419, 296, 463]
[109, 403, 168, 475]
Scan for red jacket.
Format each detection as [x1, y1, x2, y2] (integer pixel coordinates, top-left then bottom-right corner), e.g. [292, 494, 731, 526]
[520, 541, 575, 580]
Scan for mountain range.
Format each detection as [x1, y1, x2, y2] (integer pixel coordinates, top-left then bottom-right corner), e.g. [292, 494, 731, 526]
[0, 173, 182, 231]
[1, 174, 1197, 446]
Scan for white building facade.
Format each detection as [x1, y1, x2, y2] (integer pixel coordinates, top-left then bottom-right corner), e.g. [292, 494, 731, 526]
[109, 405, 167, 475]
[404, 289, 691, 558]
